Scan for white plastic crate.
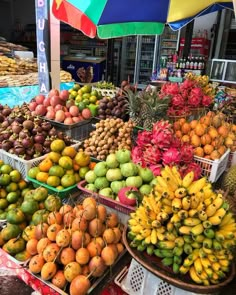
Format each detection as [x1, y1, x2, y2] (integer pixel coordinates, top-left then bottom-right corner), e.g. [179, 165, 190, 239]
[92, 86, 120, 98]
[0, 142, 81, 181]
[193, 149, 230, 183]
[115, 259, 217, 295]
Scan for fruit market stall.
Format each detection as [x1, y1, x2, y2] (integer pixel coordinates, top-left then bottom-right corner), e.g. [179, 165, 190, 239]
[0, 74, 236, 295]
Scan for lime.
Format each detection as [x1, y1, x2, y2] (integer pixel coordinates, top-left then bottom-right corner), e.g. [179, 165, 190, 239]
[6, 182, 18, 193]
[77, 101, 86, 111]
[9, 170, 21, 183]
[0, 199, 8, 210]
[89, 96, 97, 104]
[0, 164, 13, 174]
[0, 174, 11, 186]
[79, 166, 90, 179]
[73, 84, 80, 91]
[28, 167, 40, 179]
[47, 176, 61, 187]
[6, 192, 19, 204]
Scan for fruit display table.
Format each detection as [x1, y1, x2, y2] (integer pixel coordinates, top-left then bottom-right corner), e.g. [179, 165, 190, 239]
[0, 82, 74, 108]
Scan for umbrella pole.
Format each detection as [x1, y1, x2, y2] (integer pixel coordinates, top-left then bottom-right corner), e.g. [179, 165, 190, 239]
[182, 20, 194, 59]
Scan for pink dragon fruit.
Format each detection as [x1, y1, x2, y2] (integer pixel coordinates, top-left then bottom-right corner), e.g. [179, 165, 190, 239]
[161, 82, 179, 95]
[136, 130, 153, 147]
[162, 148, 181, 166]
[179, 143, 194, 164]
[171, 94, 185, 107]
[180, 88, 189, 100]
[149, 164, 162, 176]
[180, 79, 196, 90]
[142, 144, 162, 166]
[188, 94, 201, 107]
[131, 146, 144, 166]
[152, 120, 174, 149]
[202, 95, 212, 107]
[182, 162, 202, 180]
[171, 138, 182, 149]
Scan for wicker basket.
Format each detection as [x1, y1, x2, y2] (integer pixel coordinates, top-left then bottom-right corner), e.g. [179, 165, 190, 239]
[122, 226, 236, 294]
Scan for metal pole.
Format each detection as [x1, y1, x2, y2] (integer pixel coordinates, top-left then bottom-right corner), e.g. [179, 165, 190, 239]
[183, 20, 194, 59]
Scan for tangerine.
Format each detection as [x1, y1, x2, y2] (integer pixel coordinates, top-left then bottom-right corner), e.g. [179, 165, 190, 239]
[74, 151, 90, 167]
[181, 135, 190, 143]
[50, 139, 66, 153]
[190, 134, 201, 147]
[47, 176, 61, 187]
[61, 174, 76, 188]
[47, 151, 61, 163]
[28, 167, 40, 179]
[9, 170, 21, 183]
[62, 146, 77, 158]
[190, 120, 198, 129]
[59, 156, 73, 170]
[36, 172, 49, 183]
[49, 165, 64, 178]
[194, 147, 204, 158]
[203, 144, 214, 155]
[38, 158, 53, 172]
[210, 150, 221, 160]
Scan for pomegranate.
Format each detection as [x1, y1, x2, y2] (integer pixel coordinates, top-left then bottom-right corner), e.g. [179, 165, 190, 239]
[55, 110, 65, 122]
[69, 106, 79, 117]
[28, 101, 38, 111]
[64, 117, 74, 124]
[48, 88, 59, 97]
[43, 96, 51, 107]
[50, 95, 61, 107]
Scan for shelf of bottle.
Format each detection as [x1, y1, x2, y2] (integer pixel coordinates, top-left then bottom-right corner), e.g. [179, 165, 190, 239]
[162, 39, 178, 42]
[161, 46, 177, 49]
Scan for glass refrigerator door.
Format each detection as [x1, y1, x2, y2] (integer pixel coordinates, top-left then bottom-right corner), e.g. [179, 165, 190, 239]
[120, 36, 137, 83]
[137, 36, 157, 85]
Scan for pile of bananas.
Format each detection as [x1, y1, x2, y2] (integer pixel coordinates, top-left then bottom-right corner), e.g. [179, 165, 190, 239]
[128, 166, 236, 286]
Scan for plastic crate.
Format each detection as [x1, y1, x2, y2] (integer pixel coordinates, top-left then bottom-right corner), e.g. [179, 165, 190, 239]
[115, 259, 212, 295]
[27, 176, 79, 199]
[43, 118, 97, 141]
[92, 86, 120, 98]
[193, 149, 230, 183]
[77, 180, 135, 215]
[0, 142, 81, 181]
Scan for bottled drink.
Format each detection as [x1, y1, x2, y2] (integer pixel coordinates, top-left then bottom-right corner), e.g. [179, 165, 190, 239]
[186, 56, 190, 69]
[190, 56, 194, 70]
[194, 57, 198, 70]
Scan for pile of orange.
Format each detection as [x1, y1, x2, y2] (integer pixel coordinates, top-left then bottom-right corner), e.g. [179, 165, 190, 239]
[173, 111, 236, 160]
[28, 139, 94, 189]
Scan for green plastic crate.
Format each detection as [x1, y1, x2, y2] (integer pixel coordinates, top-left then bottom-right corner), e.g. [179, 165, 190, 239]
[27, 176, 78, 199]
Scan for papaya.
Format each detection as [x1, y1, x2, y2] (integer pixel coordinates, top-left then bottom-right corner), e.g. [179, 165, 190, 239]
[22, 225, 36, 241]
[21, 200, 39, 215]
[31, 209, 50, 225]
[1, 224, 22, 241]
[15, 249, 31, 262]
[6, 208, 25, 224]
[5, 237, 26, 255]
[32, 187, 48, 202]
[44, 195, 62, 212]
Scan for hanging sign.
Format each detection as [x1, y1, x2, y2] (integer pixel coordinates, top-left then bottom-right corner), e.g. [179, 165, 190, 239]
[35, 0, 51, 94]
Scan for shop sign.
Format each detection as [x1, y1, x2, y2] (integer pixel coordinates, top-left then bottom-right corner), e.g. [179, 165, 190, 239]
[35, 0, 51, 94]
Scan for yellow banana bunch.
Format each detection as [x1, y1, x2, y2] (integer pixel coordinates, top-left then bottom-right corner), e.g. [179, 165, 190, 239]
[188, 177, 207, 195]
[182, 196, 191, 210]
[170, 166, 183, 186]
[182, 171, 194, 188]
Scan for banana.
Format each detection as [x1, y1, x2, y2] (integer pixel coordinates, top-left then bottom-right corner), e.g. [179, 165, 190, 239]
[190, 195, 200, 209]
[193, 234, 205, 243]
[162, 257, 173, 267]
[163, 166, 180, 185]
[200, 256, 211, 269]
[156, 176, 169, 188]
[128, 219, 139, 226]
[217, 230, 234, 239]
[219, 222, 236, 232]
[199, 248, 207, 258]
[175, 237, 185, 247]
[212, 239, 222, 250]
[179, 265, 189, 275]
[212, 194, 224, 210]
[173, 262, 180, 274]
[188, 209, 198, 218]
[182, 196, 191, 210]
[140, 228, 152, 238]
[161, 204, 173, 215]
[183, 217, 201, 227]
[204, 267, 213, 278]
[179, 225, 193, 235]
[192, 241, 202, 249]
[191, 223, 204, 236]
[205, 204, 217, 217]
[160, 249, 174, 258]
[198, 210, 208, 221]
[207, 254, 218, 263]
[214, 232, 225, 242]
[222, 239, 236, 249]
[156, 231, 165, 241]
[188, 177, 207, 195]
[203, 228, 215, 239]
[171, 166, 183, 186]
[157, 211, 169, 223]
[208, 208, 227, 225]
[158, 241, 175, 250]
[175, 187, 187, 198]
[218, 259, 230, 267]
[202, 247, 213, 255]
[204, 197, 215, 207]
[183, 235, 194, 244]
[137, 244, 146, 251]
[177, 209, 188, 220]
[219, 212, 235, 227]
[146, 245, 154, 256]
[165, 232, 177, 242]
[172, 198, 182, 212]
[173, 255, 182, 265]
[196, 201, 206, 212]
[198, 269, 209, 280]
[151, 228, 157, 245]
[203, 238, 213, 249]
[145, 235, 151, 244]
[173, 246, 184, 256]
[170, 213, 181, 223]
[154, 249, 165, 258]
[161, 170, 178, 191]
[183, 256, 195, 267]
[182, 171, 194, 188]
[202, 279, 210, 286]
[151, 220, 162, 228]
[202, 220, 212, 229]
[189, 266, 203, 284]
[130, 224, 144, 234]
[166, 221, 174, 232]
[161, 197, 172, 207]
[194, 258, 203, 274]
[183, 243, 193, 255]
[211, 262, 221, 272]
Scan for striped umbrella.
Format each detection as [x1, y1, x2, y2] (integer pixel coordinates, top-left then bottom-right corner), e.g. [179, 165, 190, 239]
[52, 0, 234, 38]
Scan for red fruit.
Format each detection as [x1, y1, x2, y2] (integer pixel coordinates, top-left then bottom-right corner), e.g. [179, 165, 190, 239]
[43, 97, 51, 107]
[35, 104, 47, 116]
[60, 90, 69, 101]
[64, 117, 74, 125]
[118, 187, 139, 206]
[81, 108, 92, 119]
[64, 111, 72, 118]
[46, 110, 55, 120]
[35, 95, 45, 105]
[72, 117, 81, 123]
[28, 101, 38, 111]
[69, 106, 79, 117]
[55, 110, 65, 122]
[48, 88, 59, 97]
[54, 104, 64, 112]
[47, 106, 54, 112]
[50, 95, 61, 107]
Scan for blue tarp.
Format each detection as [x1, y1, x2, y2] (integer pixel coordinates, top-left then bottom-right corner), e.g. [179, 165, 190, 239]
[0, 82, 74, 108]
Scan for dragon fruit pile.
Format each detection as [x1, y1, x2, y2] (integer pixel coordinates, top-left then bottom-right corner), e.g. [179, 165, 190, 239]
[160, 79, 213, 116]
[132, 120, 202, 179]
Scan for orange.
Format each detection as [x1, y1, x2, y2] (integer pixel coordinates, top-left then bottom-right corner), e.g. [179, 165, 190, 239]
[194, 147, 204, 158]
[9, 170, 21, 183]
[181, 135, 190, 143]
[89, 162, 96, 170]
[36, 172, 49, 183]
[61, 174, 76, 188]
[59, 156, 73, 170]
[190, 120, 198, 130]
[210, 150, 221, 160]
[50, 139, 66, 153]
[74, 151, 90, 167]
[47, 152, 61, 163]
[190, 134, 201, 147]
[18, 179, 28, 190]
[38, 158, 53, 172]
[62, 146, 77, 159]
[47, 176, 61, 187]
[203, 144, 214, 155]
[73, 160, 80, 171]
